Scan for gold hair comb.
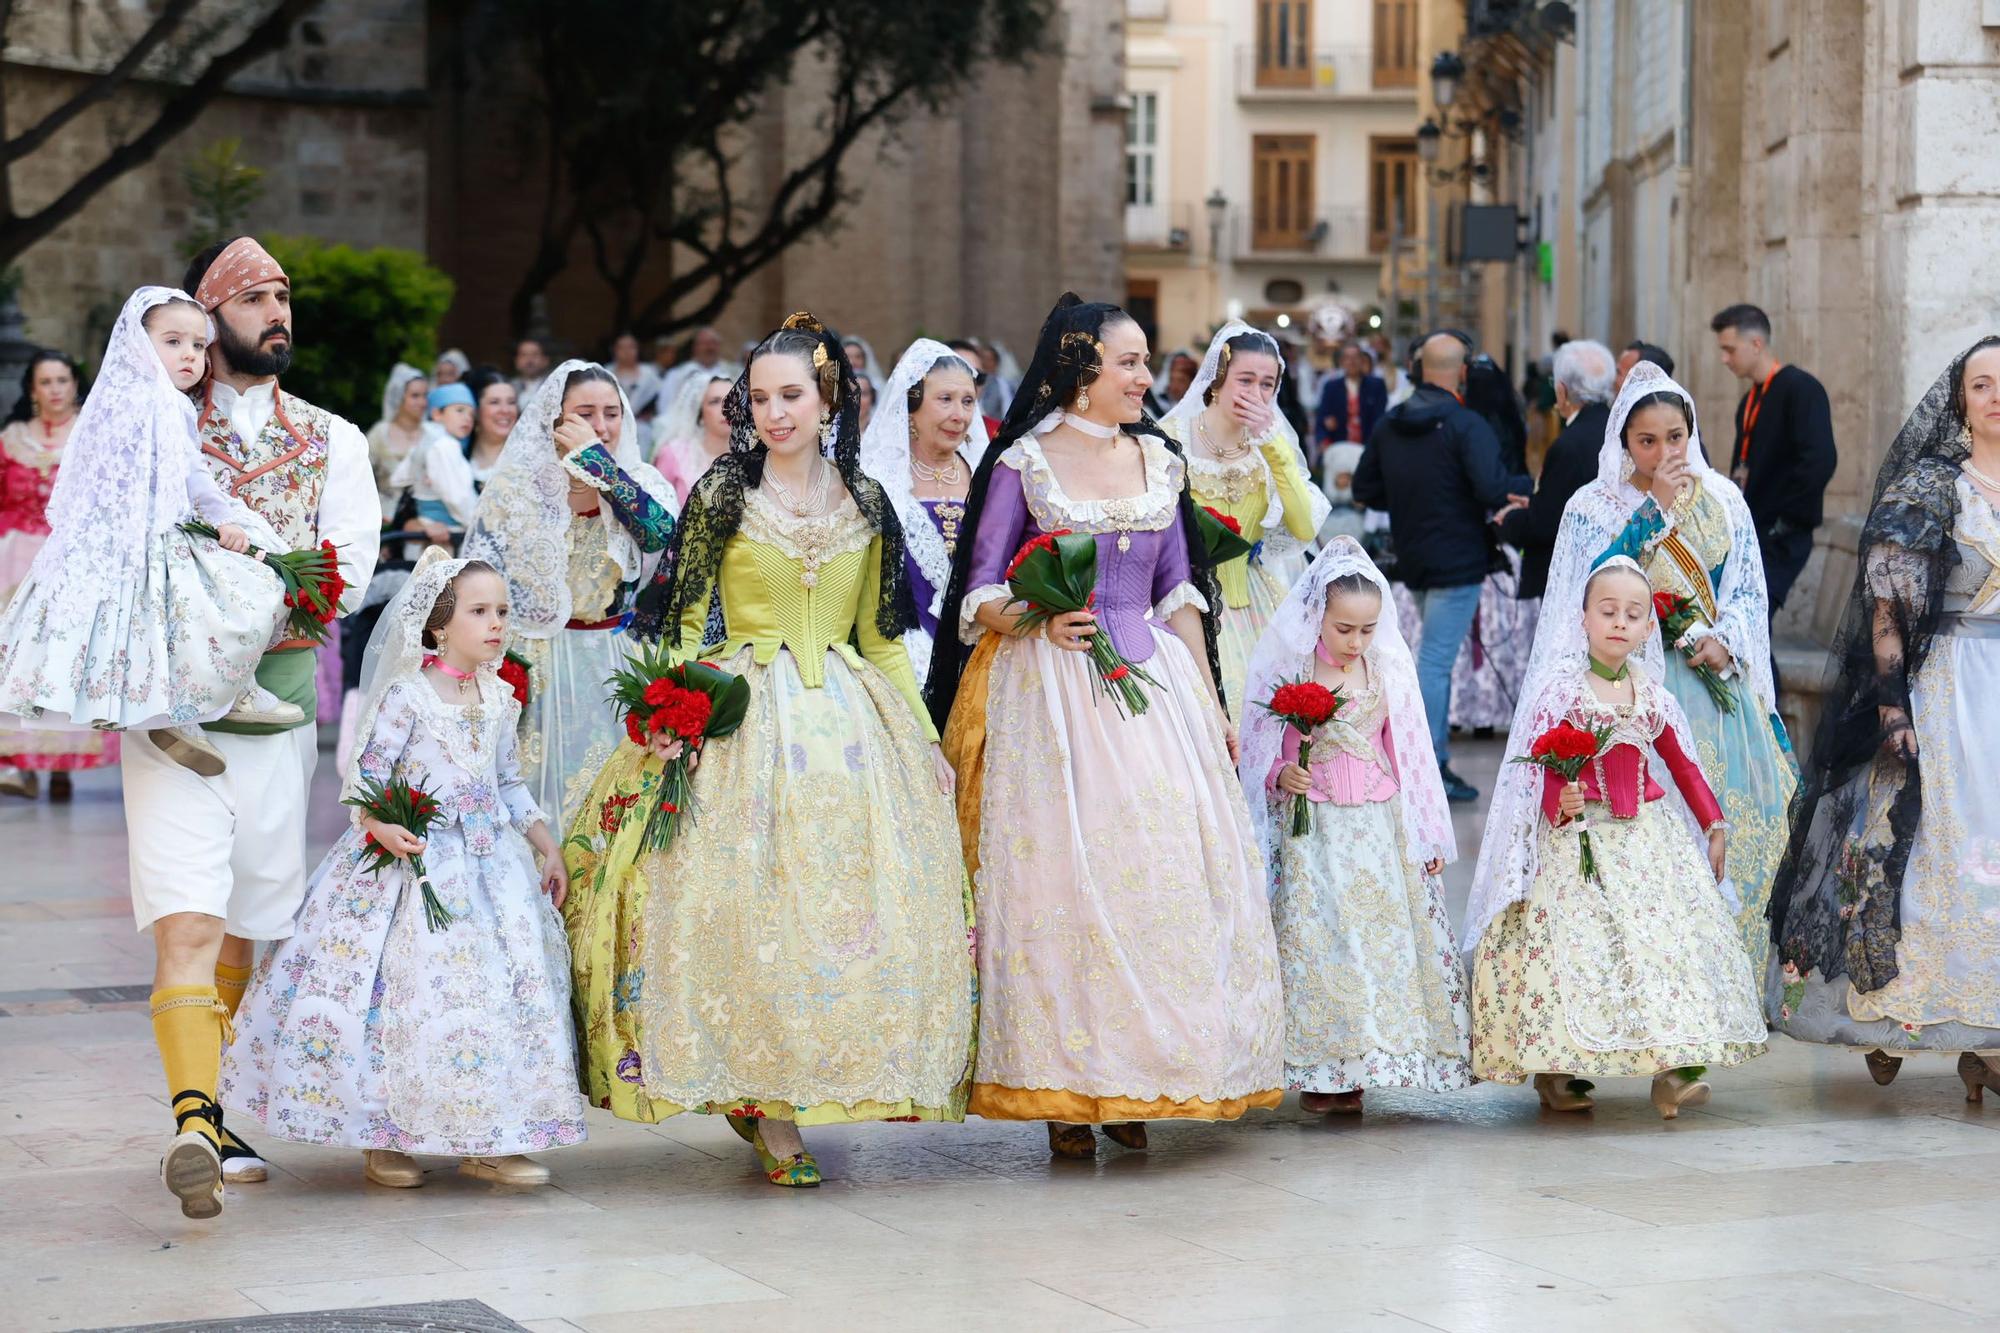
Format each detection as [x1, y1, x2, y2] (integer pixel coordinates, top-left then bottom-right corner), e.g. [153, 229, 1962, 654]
[782, 311, 828, 334]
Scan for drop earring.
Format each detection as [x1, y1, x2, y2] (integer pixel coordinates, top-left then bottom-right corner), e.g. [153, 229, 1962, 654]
[819, 405, 836, 454]
[1076, 387, 1091, 414]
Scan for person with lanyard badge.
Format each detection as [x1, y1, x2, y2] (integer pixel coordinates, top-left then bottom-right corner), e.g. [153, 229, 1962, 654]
[124, 237, 380, 1217]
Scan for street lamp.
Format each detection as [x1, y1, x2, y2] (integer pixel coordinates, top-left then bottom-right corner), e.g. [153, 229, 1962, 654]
[1204, 189, 1228, 259]
[1430, 52, 1465, 110]
[1416, 119, 1442, 164]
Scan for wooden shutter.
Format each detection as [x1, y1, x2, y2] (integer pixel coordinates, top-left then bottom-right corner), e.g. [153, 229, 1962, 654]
[1256, 0, 1313, 88]
[1252, 134, 1315, 251]
[1368, 136, 1418, 253]
[1372, 0, 1417, 88]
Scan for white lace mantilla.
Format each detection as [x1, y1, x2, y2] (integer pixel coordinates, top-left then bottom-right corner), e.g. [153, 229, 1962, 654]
[1006, 434, 1183, 536]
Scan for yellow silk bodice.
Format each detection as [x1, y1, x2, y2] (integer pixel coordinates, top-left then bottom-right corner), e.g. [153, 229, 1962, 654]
[673, 490, 935, 740]
[1165, 417, 1319, 608]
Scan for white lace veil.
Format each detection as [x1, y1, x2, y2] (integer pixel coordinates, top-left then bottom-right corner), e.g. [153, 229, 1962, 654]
[655, 367, 728, 456]
[1162, 320, 1329, 562]
[346, 547, 485, 801]
[858, 338, 991, 679]
[376, 361, 425, 431]
[1463, 550, 1734, 958]
[1546, 359, 1777, 712]
[32, 286, 219, 581]
[460, 359, 676, 638]
[1237, 536, 1454, 876]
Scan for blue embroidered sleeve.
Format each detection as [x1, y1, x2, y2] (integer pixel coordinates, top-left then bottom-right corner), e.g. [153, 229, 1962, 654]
[566, 445, 675, 552]
[1591, 497, 1665, 571]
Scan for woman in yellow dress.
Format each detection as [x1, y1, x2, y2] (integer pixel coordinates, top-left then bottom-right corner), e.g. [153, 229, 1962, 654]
[563, 314, 974, 1188]
[1159, 322, 1327, 721]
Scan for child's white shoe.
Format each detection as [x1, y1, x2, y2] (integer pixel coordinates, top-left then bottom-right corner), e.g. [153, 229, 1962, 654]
[149, 726, 226, 777]
[224, 684, 304, 727]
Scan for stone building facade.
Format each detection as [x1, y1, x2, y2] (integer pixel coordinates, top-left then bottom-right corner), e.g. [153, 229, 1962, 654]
[2, 1, 427, 369]
[430, 0, 1125, 369]
[1447, 0, 2000, 741]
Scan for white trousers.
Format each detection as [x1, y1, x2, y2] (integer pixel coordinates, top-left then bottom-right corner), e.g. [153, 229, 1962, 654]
[123, 727, 317, 940]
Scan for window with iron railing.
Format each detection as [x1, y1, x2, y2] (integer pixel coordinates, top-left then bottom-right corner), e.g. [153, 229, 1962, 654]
[1252, 133, 1316, 250]
[1372, 0, 1418, 88]
[1256, 0, 1313, 88]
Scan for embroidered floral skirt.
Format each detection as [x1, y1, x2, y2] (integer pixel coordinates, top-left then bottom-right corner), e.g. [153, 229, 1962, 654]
[1769, 627, 2000, 1052]
[0, 527, 281, 732]
[1470, 799, 1767, 1082]
[1216, 557, 1289, 727]
[0, 535, 116, 770]
[219, 824, 587, 1155]
[1663, 650, 1796, 980]
[943, 628, 1283, 1123]
[1273, 795, 1473, 1093]
[563, 645, 975, 1126]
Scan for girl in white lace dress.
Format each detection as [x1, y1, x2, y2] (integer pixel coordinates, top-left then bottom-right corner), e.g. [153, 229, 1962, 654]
[220, 553, 585, 1188]
[0, 287, 295, 770]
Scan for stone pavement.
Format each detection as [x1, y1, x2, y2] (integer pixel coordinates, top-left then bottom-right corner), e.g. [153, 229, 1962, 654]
[2, 738, 1996, 1332]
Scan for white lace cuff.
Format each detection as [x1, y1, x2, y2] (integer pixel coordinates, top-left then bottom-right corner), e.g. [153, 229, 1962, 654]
[1675, 622, 1743, 678]
[959, 584, 1013, 644]
[561, 449, 613, 494]
[1153, 581, 1209, 620]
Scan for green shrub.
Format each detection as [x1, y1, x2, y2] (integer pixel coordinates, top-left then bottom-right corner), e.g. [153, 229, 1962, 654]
[260, 236, 454, 426]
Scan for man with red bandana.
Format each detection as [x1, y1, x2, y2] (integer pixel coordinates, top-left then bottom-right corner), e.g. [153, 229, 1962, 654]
[133, 238, 379, 1220]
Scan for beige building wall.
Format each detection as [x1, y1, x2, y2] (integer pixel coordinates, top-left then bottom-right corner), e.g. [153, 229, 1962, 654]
[1126, 0, 1420, 360]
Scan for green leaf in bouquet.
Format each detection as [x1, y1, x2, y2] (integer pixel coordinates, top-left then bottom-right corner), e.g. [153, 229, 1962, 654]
[1055, 531, 1098, 589]
[1192, 505, 1255, 564]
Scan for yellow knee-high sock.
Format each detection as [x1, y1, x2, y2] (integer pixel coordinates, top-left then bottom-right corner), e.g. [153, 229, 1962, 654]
[213, 962, 251, 1019]
[150, 985, 226, 1147]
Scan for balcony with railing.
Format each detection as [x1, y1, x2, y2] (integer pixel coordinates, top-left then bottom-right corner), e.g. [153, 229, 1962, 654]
[1125, 199, 1196, 255]
[1231, 205, 1374, 262]
[1235, 44, 1415, 100]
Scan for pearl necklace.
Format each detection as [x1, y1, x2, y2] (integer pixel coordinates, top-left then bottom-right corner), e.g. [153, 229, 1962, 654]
[1195, 412, 1254, 461]
[1963, 457, 2000, 493]
[910, 450, 964, 485]
[766, 456, 831, 517]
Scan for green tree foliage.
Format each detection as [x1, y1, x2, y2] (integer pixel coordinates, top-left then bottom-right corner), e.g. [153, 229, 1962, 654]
[182, 139, 266, 259]
[261, 237, 453, 426]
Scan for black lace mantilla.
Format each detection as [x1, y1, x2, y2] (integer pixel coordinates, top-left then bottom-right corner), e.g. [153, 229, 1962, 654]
[1767, 336, 1995, 992]
[924, 292, 1224, 730]
[630, 313, 917, 646]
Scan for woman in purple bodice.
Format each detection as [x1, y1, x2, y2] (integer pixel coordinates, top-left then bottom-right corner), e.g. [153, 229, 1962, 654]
[927, 294, 1283, 1160]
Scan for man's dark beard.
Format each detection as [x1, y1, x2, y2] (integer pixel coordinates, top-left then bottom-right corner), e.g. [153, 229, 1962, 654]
[215, 318, 293, 378]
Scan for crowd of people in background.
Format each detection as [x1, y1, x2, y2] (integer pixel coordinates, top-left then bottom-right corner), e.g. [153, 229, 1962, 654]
[11, 257, 1999, 1230]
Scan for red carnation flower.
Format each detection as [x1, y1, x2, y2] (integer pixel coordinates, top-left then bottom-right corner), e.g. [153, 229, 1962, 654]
[1004, 528, 1074, 580]
[624, 713, 647, 745]
[1202, 506, 1242, 535]
[1268, 681, 1340, 728]
[1530, 721, 1601, 763]
[642, 678, 674, 707]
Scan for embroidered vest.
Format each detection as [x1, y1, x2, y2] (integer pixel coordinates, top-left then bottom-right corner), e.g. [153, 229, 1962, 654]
[198, 386, 333, 551]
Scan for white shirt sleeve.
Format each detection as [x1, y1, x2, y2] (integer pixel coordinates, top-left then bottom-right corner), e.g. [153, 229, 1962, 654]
[319, 414, 383, 615]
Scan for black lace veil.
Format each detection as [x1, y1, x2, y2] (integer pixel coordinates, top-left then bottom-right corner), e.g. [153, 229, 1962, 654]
[1768, 335, 1999, 990]
[630, 311, 916, 645]
[923, 292, 1224, 730]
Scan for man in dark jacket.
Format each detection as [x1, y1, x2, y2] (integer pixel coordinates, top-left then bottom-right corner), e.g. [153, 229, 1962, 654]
[1712, 303, 1838, 611]
[1315, 341, 1388, 458]
[1496, 338, 1616, 601]
[1354, 332, 1513, 802]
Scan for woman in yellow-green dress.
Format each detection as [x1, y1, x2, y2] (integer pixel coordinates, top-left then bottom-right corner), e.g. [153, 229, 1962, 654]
[562, 314, 974, 1188]
[1159, 322, 1327, 722]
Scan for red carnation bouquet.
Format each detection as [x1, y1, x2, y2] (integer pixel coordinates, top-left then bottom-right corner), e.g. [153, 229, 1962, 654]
[182, 520, 346, 645]
[1512, 720, 1615, 884]
[1651, 591, 1735, 714]
[1005, 529, 1154, 716]
[342, 776, 451, 931]
[1193, 505, 1256, 565]
[499, 649, 533, 709]
[1259, 679, 1344, 836]
[606, 643, 751, 852]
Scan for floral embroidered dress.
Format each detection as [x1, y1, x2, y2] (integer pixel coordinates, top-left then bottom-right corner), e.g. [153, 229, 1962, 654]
[0, 288, 285, 733]
[1261, 653, 1474, 1094]
[219, 672, 587, 1156]
[1468, 666, 1767, 1082]
[562, 488, 975, 1127]
[1160, 416, 1321, 723]
[1771, 475, 2000, 1052]
[0, 417, 116, 772]
[1595, 478, 1798, 977]
[942, 433, 1284, 1122]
